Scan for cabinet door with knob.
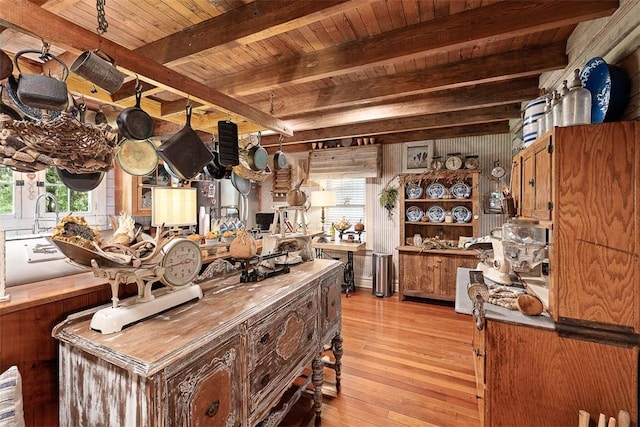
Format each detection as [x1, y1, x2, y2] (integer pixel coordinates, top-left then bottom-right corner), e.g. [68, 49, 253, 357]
[519, 135, 552, 221]
[165, 334, 243, 427]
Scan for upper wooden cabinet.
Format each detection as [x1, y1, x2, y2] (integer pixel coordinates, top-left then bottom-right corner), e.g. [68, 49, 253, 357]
[512, 135, 553, 222]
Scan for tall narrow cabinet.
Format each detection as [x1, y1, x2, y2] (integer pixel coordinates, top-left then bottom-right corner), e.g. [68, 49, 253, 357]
[397, 171, 480, 301]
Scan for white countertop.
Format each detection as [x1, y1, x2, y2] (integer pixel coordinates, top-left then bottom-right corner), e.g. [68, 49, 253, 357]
[455, 267, 555, 330]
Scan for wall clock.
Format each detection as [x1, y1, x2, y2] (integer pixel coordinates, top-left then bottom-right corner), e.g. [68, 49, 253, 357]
[445, 153, 462, 170]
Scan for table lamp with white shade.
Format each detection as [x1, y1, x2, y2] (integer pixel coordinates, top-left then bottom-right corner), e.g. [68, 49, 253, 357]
[310, 190, 336, 233]
[151, 186, 198, 233]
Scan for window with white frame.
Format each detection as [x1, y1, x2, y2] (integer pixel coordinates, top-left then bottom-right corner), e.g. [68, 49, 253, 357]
[45, 168, 90, 212]
[324, 178, 366, 232]
[0, 167, 14, 215]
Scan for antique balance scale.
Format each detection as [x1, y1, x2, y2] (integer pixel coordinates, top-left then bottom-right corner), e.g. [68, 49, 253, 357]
[52, 194, 207, 334]
[88, 236, 204, 334]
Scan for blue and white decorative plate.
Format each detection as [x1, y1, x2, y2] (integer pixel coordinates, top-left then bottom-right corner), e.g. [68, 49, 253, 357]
[427, 205, 445, 223]
[406, 206, 423, 222]
[426, 182, 446, 199]
[406, 184, 423, 199]
[450, 182, 471, 199]
[451, 205, 472, 223]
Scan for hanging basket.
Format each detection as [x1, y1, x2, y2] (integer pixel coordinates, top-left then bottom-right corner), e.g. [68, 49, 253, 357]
[232, 148, 272, 182]
[0, 112, 118, 173]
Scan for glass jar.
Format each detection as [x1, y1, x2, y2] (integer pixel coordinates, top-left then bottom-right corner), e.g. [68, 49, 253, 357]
[561, 69, 591, 126]
[501, 219, 547, 272]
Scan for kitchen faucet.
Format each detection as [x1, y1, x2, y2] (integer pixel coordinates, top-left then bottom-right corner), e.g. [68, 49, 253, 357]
[33, 192, 59, 234]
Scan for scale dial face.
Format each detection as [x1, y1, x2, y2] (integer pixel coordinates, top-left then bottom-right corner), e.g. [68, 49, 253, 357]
[160, 238, 202, 288]
[464, 157, 479, 170]
[445, 155, 463, 171]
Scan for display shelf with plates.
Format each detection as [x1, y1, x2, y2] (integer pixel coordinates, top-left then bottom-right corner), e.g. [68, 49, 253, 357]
[397, 170, 480, 302]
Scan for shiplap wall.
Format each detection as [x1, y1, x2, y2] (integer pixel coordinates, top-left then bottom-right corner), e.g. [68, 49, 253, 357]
[258, 135, 511, 290]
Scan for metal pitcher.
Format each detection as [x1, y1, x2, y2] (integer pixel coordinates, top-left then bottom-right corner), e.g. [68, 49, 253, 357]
[71, 50, 124, 94]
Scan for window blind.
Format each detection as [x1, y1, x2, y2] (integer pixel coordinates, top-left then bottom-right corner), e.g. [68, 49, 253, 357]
[324, 178, 366, 228]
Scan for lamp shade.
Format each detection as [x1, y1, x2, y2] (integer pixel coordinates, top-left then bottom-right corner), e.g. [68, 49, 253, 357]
[310, 190, 336, 208]
[151, 187, 197, 227]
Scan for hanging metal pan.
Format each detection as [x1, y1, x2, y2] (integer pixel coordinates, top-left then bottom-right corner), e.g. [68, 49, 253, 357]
[245, 132, 268, 171]
[274, 135, 287, 170]
[231, 170, 251, 223]
[0, 50, 13, 81]
[156, 104, 213, 181]
[56, 168, 105, 192]
[116, 138, 158, 176]
[116, 83, 154, 140]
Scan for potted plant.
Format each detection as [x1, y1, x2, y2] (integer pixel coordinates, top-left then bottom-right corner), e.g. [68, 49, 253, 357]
[379, 185, 398, 219]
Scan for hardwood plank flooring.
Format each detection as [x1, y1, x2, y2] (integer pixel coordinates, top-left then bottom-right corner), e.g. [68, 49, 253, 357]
[281, 292, 481, 426]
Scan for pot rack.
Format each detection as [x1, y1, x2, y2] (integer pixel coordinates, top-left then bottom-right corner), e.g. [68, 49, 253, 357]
[0, 0, 293, 138]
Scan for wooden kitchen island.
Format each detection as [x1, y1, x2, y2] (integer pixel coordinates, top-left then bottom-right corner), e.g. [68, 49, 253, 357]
[53, 259, 343, 427]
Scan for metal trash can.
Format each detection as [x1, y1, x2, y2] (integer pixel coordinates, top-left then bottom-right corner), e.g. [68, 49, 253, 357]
[372, 253, 393, 297]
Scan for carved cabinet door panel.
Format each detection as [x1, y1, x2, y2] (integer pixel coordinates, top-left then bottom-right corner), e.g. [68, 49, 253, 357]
[165, 334, 242, 427]
[247, 291, 318, 416]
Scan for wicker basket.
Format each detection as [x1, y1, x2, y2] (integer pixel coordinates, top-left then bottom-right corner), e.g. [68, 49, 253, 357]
[0, 112, 118, 173]
[232, 148, 272, 182]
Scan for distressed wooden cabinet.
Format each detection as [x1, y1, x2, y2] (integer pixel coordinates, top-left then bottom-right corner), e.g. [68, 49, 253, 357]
[53, 259, 342, 427]
[397, 171, 480, 301]
[399, 249, 477, 301]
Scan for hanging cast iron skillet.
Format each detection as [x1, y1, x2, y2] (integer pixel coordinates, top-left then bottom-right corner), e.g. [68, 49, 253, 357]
[274, 135, 287, 170]
[203, 141, 227, 180]
[116, 84, 154, 140]
[56, 168, 105, 192]
[0, 84, 22, 120]
[156, 104, 213, 181]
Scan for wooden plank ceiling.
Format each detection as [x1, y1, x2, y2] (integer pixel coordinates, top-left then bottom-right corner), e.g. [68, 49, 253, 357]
[0, 0, 619, 152]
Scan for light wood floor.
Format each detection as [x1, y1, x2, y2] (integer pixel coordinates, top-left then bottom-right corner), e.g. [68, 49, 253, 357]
[281, 291, 481, 426]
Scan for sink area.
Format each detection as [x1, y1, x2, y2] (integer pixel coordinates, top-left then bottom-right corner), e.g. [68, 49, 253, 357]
[4, 234, 89, 287]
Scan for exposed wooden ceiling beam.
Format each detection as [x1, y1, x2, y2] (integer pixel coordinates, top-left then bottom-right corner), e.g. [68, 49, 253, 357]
[278, 78, 539, 132]
[255, 42, 567, 117]
[261, 105, 521, 146]
[208, 1, 617, 96]
[135, 0, 368, 65]
[0, 0, 294, 136]
[273, 122, 512, 154]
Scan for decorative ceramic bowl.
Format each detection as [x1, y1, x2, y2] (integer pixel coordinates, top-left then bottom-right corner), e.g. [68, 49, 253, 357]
[580, 57, 630, 123]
